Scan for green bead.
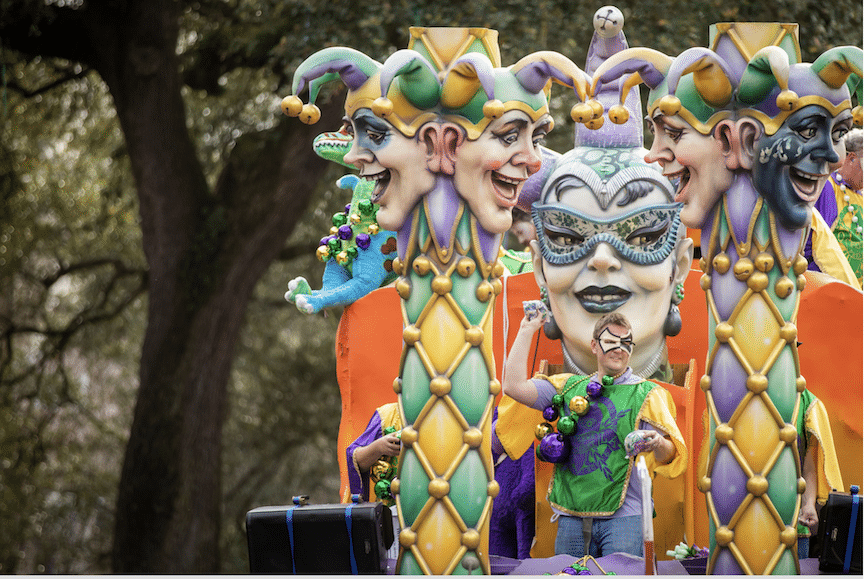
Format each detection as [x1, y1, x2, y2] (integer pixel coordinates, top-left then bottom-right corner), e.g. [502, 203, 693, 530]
[327, 238, 341, 252]
[347, 246, 358, 259]
[332, 213, 348, 227]
[383, 426, 397, 435]
[557, 415, 576, 436]
[374, 480, 390, 498]
[551, 394, 564, 408]
[358, 199, 374, 215]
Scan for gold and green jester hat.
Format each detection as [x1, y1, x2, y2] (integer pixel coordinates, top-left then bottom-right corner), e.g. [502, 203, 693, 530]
[282, 30, 586, 575]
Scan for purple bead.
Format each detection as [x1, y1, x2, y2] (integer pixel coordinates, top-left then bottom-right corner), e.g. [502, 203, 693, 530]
[344, 204, 351, 214]
[538, 433, 569, 463]
[561, 567, 578, 575]
[356, 233, 371, 249]
[337, 225, 353, 240]
[320, 235, 334, 246]
[586, 381, 602, 397]
[542, 405, 559, 422]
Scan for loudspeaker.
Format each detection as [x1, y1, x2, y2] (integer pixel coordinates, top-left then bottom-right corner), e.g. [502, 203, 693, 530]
[817, 485, 862, 574]
[246, 497, 394, 574]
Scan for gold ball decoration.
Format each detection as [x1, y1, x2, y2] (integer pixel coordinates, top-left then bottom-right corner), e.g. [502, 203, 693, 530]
[456, 257, 476, 277]
[535, 422, 553, 440]
[733, 257, 754, 281]
[698, 476, 711, 492]
[463, 428, 483, 448]
[428, 477, 450, 499]
[462, 529, 481, 550]
[588, 99, 605, 119]
[371, 459, 394, 479]
[413, 256, 432, 276]
[401, 426, 418, 446]
[699, 256, 708, 272]
[299, 103, 321, 124]
[776, 90, 799, 111]
[336, 250, 349, 265]
[395, 278, 411, 299]
[585, 117, 604, 130]
[430, 376, 452, 397]
[796, 274, 807, 290]
[715, 526, 734, 547]
[700, 274, 712, 291]
[491, 278, 503, 295]
[350, 213, 362, 225]
[390, 478, 400, 494]
[403, 325, 422, 345]
[796, 376, 807, 392]
[658, 94, 682, 116]
[489, 379, 502, 396]
[368, 223, 380, 235]
[747, 271, 770, 292]
[399, 528, 417, 548]
[372, 97, 394, 118]
[492, 260, 506, 278]
[712, 253, 731, 275]
[778, 322, 797, 343]
[432, 274, 453, 295]
[476, 281, 494, 302]
[700, 375, 711, 392]
[775, 276, 795, 299]
[393, 378, 402, 394]
[316, 245, 330, 262]
[798, 477, 807, 494]
[483, 99, 505, 119]
[465, 326, 484, 346]
[780, 526, 798, 546]
[754, 252, 775, 272]
[569, 396, 589, 416]
[746, 374, 768, 394]
[487, 480, 500, 498]
[280, 95, 304, 117]
[853, 105, 862, 127]
[779, 424, 798, 444]
[330, 226, 339, 235]
[570, 102, 594, 123]
[746, 475, 769, 496]
[714, 322, 734, 343]
[792, 255, 809, 276]
[392, 257, 404, 276]
[608, 104, 629, 124]
[715, 423, 734, 444]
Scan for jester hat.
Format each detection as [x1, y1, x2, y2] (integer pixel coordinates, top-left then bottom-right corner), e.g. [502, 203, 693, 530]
[736, 45, 863, 133]
[591, 46, 737, 135]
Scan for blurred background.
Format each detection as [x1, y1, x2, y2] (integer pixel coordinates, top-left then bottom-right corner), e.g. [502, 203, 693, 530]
[1, 0, 860, 573]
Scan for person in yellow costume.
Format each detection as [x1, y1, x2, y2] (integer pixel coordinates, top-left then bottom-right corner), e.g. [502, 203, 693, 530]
[502, 311, 686, 557]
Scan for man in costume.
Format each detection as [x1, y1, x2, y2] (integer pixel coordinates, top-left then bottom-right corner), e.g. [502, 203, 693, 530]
[502, 311, 685, 557]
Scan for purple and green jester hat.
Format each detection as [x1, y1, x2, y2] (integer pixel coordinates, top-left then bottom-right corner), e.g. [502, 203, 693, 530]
[735, 45, 862, 230]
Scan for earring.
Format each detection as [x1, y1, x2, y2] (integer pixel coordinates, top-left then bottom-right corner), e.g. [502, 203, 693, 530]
[663, 303, 682, 337]
[673, 282, 685, 304]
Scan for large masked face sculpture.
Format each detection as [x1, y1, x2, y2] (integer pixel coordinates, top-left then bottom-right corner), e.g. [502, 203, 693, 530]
[731, 46, 860, 230]
[592, 47, 738, 230]
[531, 146, 692, 379]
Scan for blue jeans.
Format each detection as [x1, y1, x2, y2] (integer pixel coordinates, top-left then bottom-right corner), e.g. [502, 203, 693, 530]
[555, 515, 643, 558]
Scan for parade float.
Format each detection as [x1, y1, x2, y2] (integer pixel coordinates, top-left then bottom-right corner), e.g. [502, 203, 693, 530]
[252, 6, 863, 575]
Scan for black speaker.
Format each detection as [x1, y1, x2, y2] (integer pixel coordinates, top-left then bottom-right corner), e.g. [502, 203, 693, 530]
[817, 485, 862, 574]
[246, 497, 394, 574]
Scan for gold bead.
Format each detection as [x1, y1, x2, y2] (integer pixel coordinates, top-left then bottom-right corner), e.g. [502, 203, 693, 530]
[535, 422, 553, 440]
[403, 325, 421, 345]
[489, 379, 501, 396]
[796, 376, 806, 392]
[713, 253, 731, 274]
[395, 278, 411, 299]
[798, 477, 807, 494]
[487, 480, 500, 498]
[428, 478, 449, 499]
[413, 256, 432, 276]
[491, 278, 503, 295]
[492, 261, 505, 278]
[330, 226, 339, 235]
[776, 90, 799, 111]
[775, 276, 795, 298]
[432, 275, 452, 295]
[700, 273, 712, 290]
[476, 281, 494, 302]
[778, 323, 797, 343]
[350, 213, 362, 224]
[571, 103, 594, 123]
[393, 378, 402, 394]
[299, 103, 321, 124]
[746, 374, 768, 394]
[368, 223, 380, 235]
[733, 257, 754, 281]
[483, 99, 505, 119]
[792, 255, 809, 276]
[747, 475, 769, 496]
[700, 375, 711, 392]
[465, 326, 484, 346]
[281, 95, 304, 117]
[463, 428, 483, 448]
[747, 271, 769, 292]
[715, 526, 734, 546]
[714, 322, 734, 342]
[392, 257, 403, 275]
[780, 526, 798, 546]
[390, 478, 400, 494]
[779, 424, 798, 444]
[754, 252, 775, 272]
[797, 274, 807, 290]
[569, 396, 589, 416]
[715, 424, 734, 444]
[698, 476, 711, 492]
[456, 257, 476, 277]
[588, 99, 605, 119]
[584, 117, 604, 130]
[699, 256, 709, 272]
[336, 251, 349, 265]
[316, 245, 330, 262]
[401, 427, 418, 445]
[462, 529, 481, 550]
[399, 528, 416, 547]
[372, 97, 394, 118]
[430, 377, 451, 396]
[658, 94, 681, 116]
[608, 104, 629, 124]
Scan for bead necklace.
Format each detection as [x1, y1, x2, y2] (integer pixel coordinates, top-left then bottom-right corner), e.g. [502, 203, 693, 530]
[369, 425, 399, 506]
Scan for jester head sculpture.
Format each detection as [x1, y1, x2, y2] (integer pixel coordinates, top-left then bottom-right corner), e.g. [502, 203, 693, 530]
[592, 46, 738, 230]
[727, 46, 862, 230]
[282, 33, 589, 236]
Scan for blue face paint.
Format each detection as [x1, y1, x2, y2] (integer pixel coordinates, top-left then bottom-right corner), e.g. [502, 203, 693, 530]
[350, 109, 395, 153]
[751, 105, 852, 230]
[532, 202, 683, 266]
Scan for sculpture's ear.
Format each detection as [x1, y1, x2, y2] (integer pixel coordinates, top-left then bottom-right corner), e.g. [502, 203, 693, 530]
[421, 122, 463, 176]
[718, 118, 761, 171]
[673, 235, 694, 288]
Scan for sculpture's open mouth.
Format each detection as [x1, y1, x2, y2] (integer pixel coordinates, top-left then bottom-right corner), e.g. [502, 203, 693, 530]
[492, 172, 524, 208]
[575, 285, 631, 314]
[666, 168, 691, 203]
[790, 167, 825, 203]
[365, 169, 391, 203]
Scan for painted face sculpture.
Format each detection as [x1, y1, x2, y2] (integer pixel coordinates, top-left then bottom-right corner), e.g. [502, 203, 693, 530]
[531, 146, 691, 378]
